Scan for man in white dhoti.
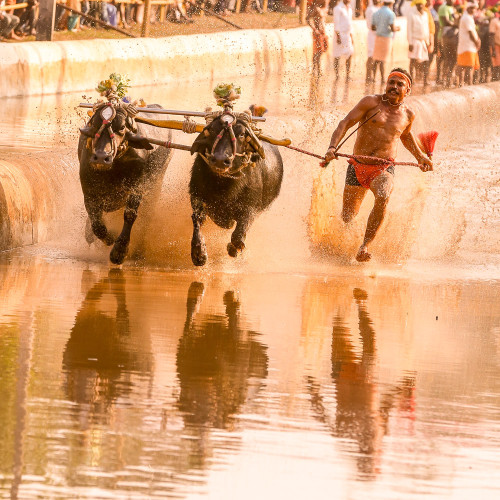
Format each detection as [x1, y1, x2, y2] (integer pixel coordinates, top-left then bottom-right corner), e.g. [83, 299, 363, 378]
[407, 0, 431, 85]
[333, 0, 355, 81]
[365, 0, 381, 83]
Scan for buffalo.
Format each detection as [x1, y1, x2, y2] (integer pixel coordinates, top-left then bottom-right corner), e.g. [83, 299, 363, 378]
[188, 107, 283, 266]
[78, 101, 172, 264]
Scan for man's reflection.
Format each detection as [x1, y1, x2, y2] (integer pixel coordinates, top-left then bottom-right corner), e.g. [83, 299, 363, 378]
[176, 282, 268, 432]
[309, 288, 415, 479]
[63, 269, 152, 422]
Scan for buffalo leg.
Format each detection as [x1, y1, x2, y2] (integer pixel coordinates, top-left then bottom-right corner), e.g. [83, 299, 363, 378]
[110, 193, 142, 265]
[191, 197, 207, 266]
[227, 215, 253, 258]
[86, 203, 115, 246]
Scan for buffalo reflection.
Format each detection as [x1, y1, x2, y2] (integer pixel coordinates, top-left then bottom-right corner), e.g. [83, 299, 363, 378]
[62, 269, 152, 422]
[308, 288, 416, 479]
[176, 282, 268, 432]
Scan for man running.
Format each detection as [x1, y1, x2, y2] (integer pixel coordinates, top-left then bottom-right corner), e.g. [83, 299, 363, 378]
[323, 68, 433, 262]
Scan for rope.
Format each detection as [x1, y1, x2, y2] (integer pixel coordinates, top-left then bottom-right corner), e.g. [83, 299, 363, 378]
[284, 145, 422, 167]
[182, 116, 198, 134]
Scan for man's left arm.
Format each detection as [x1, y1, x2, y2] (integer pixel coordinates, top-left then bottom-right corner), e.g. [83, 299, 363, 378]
[400, 114, 433, 172]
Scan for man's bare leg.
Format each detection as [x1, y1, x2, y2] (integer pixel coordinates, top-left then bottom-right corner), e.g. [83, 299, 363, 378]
[356, 172, 394, 262]
[342, 184, 367, 223]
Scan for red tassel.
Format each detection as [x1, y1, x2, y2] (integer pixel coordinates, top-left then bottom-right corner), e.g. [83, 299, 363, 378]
[417, 131, 439, 157]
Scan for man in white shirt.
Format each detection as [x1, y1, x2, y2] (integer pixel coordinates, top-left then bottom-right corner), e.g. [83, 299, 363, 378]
[333, 0, 354, 81]
[407, 0, 431, 85]
[457, 2, 481, 85]
[365, 0, 381, 83]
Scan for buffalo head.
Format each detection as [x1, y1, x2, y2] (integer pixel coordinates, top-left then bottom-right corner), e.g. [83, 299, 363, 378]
[190, 111, 265, 178]
[80, 102, 153, 170]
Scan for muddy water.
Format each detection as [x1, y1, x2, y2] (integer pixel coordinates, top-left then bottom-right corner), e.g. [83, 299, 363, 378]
[0, 71, 499, 499]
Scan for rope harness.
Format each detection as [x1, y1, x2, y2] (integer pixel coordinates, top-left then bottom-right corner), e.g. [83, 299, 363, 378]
[198, 102, 263, 179]
[85, 101, 137, 164]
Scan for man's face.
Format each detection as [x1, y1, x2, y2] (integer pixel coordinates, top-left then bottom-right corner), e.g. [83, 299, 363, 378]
[446, 0, 453, 5]
[417, 3, 425, 12]
[467, 6, 476, 14]
[343, 0, 350, 5]
[385, 75, 410, 102]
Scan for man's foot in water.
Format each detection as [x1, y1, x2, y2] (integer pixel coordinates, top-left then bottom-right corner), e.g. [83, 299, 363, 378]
[356, 245, 372, 262]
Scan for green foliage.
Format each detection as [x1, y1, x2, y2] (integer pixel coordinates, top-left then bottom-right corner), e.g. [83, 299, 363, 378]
[96, 73, 131, 99]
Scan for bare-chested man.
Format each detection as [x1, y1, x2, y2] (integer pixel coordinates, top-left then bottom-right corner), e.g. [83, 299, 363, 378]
[323, 68, 433, 262]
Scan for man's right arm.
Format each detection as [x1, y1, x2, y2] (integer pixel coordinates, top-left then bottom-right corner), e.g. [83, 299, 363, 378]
[324, 97, 378, 162]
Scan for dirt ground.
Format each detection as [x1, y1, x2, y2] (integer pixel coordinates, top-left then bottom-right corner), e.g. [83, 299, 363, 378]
[9, 11, 303, 42]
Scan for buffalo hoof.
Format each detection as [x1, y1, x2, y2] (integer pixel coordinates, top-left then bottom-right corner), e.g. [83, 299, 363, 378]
[110, 240, 129, 265]
[191, 242, 207, 267]
[227, 241, 245, 258]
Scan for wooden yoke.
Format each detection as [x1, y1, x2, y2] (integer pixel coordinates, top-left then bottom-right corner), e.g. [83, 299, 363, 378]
[136, 117, 292, 146]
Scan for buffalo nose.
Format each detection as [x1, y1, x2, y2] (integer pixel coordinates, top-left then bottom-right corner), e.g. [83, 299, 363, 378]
[91, 152, 112, 164]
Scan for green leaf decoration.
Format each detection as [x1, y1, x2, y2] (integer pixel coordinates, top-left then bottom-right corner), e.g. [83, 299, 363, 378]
[213, 83, 241, 105]
[96, 73, 131, 99]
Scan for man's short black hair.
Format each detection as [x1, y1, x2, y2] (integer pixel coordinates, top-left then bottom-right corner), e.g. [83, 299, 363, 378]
[390, 67, 413, 86]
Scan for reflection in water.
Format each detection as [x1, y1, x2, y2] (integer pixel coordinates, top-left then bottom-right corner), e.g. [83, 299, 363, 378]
[176, 282, 268, 465]
[63, 269, 152, 424]
[308, 288, 416, 480]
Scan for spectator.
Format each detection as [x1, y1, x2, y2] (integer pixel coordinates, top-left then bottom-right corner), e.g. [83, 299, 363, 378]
[365, 0, 381, 83]
[436, 0, 455, 82]
[333, 0, 354, 81]
[67, 0, 81, 31]
[307, 0, 328, 74]
[16, 0, 38, 36]
[457, 1, 481, 85]
[0, 4, 21, 40]
[478, 15, 491, 81]
[372, 0, 400, 83]
[407, 0, 431, 84]
[490, 9, 500, 80]
[424, 0, 436, 82]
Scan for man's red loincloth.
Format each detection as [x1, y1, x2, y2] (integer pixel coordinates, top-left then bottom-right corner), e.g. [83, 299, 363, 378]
[348, 157, 394, 189]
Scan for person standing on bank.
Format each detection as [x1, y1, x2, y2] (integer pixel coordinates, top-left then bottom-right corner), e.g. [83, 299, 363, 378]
[371, 0, 400, 84]
[323, 68, 433, 262]
[365, 0, 381, 84]
[407, 0, 431, 85]
[333, 0, 354, 81]
[307, 0, 329, 74]
[457, 2, 481, 86]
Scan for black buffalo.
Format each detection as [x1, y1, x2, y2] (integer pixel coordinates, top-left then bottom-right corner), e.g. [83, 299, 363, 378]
[78, 101, 172, 264]
[189, 110, 283, 266]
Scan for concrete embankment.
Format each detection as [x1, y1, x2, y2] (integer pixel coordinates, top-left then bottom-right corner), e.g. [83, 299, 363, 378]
[0, 20, 408, 98]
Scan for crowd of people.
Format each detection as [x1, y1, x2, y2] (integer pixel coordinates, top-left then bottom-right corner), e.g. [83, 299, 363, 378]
[308, 0, 500, 86]
[0, 0, 287, 40]
[1, 0, 499, 88]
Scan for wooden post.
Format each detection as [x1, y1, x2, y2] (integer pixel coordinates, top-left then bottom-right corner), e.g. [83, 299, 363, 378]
[235, 0, 241, 14]
[262, 0, 268, 12]
[36, 0, 56, 41]
[141, 0, 152, 37]
[299, 0, 307, 25]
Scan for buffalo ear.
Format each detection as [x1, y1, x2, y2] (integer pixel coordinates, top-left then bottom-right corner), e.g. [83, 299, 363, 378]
[250, 153, 261, 163]
[190, 132, 209, 155]
[126, 132, 154, 150]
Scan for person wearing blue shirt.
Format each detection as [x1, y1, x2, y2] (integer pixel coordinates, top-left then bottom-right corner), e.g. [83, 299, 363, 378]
[371, 0, 400, 83]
